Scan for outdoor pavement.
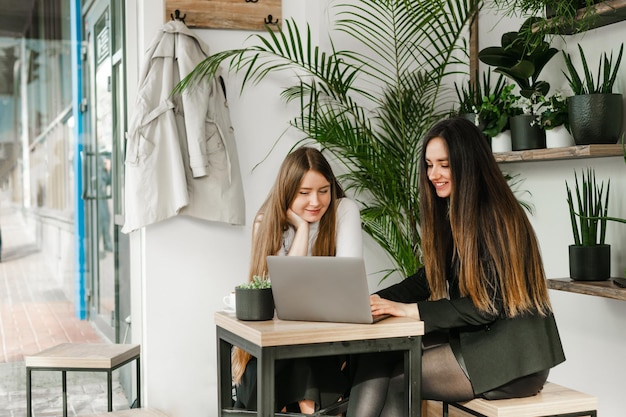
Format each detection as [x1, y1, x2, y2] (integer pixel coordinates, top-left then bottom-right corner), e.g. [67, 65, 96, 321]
[0, 205, 131, 416]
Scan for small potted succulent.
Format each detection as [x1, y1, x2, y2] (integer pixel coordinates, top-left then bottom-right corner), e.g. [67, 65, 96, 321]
[562, 43, 624, 145]
[235, 275, 274, 321]
[565, 168, 611, 281]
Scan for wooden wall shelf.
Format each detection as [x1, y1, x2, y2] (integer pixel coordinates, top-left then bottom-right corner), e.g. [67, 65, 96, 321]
[494, 144, 624, 163]
[545, 0, 626, 35]
[548, 278, 626, 301]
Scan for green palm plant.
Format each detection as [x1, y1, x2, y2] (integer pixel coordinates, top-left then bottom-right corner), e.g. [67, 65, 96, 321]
[175, 0, 481, 278]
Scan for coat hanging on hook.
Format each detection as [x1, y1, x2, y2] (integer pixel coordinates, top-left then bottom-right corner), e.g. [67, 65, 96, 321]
[123, 20, 245, 232]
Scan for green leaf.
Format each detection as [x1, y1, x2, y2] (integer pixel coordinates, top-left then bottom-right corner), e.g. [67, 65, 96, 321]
[173, 0, 488, 279]
[566, 168, 611, 246]
[478, 17, 558, 98]
[562, 43, 624, 94]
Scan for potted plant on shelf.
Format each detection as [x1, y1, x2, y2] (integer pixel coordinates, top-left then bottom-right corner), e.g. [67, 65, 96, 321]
[562, 43, 624, 145]
[568, 138, 626, 280]
[235, 275, 274, 321]
[565, 168, 611, 281]
[454, 71, 507, 134]
[455, 77, 485, 131]
[539, 92, 574, 148]
[478, 83, 520, 152]
[478, 17, 559, 151]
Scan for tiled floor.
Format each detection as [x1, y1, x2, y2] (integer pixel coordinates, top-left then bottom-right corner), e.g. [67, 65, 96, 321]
[0, 206, 131, 416]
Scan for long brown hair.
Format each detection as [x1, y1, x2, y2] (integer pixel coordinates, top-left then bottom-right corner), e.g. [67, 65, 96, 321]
[233, 146, 345, 384]
[248, 146, 345, 280]
[418, 117, 551, 318]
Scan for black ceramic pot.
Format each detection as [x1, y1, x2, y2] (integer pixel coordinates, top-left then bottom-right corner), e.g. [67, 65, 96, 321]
[510, 114, 546, 151]
[459, 112, 486, 132]
[235, 287, 274, 320]
[569, 244, 611, 281]
[568, 94, 623, 145]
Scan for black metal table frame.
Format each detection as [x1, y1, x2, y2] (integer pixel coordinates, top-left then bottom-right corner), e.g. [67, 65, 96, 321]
[26, 353, 141, 417]
[216, 326, 422, 417]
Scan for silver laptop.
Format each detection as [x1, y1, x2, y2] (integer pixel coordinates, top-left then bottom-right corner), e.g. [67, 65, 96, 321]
[266, 256, 389, 324]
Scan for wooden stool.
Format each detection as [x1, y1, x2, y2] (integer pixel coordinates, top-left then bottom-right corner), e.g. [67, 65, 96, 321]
[443, 382, 597, 417]
[88, 409, 168, 417]
[25, 343, 141, 417]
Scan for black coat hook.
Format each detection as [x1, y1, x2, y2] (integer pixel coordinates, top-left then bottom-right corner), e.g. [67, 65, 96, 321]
[170, 9, 186, 24]
[245, 0, 259, 2]
[264, 14, 279, 25]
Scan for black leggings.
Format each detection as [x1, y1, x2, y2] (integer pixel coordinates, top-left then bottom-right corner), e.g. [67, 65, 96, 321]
[346, 338, 548, 417]
[234, 356, 347, 412]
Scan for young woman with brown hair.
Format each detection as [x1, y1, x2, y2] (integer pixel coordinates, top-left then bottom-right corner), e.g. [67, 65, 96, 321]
[346, 117, 565, 417]
[233, 146, 362, 414]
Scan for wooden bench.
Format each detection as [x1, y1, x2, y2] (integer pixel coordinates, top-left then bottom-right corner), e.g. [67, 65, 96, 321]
[88, 409, 169, 417]
[442, 382, 597, 417]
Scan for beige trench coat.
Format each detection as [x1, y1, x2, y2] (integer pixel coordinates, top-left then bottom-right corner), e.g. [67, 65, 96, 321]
[122, 21, 245, 233]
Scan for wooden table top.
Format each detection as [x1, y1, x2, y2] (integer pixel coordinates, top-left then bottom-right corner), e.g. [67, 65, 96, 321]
[215, 311, 424, 347]
[25, 343, 140, 369]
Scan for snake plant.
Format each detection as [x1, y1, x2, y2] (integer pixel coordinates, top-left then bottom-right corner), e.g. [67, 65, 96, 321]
[566, 168, 610, 246]
[562, 43, 624, 95]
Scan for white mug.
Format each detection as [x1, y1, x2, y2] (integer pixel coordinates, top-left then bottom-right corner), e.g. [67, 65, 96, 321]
[222, 292, 236, 312]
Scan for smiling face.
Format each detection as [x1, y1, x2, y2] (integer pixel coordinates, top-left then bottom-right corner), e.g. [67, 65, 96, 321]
[289, 170, 332, 223]
[425, 136, 452, 198]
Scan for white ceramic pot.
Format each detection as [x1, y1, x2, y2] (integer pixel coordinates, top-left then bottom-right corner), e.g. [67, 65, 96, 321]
[546, 125, 575, 148]
[491, 130, 512, 153]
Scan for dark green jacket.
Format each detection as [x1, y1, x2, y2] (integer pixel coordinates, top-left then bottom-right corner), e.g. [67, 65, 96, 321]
[376, 268, 566, 394]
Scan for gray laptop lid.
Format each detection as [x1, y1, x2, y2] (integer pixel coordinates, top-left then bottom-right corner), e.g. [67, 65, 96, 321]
[267, 256, 377, 324]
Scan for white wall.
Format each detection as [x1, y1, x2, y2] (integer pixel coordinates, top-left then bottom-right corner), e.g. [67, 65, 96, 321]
[124, 1, 381, 416]
[125, 1, 626, 416]
[478, 6, 626, 417]
[500, 158, 626, 417]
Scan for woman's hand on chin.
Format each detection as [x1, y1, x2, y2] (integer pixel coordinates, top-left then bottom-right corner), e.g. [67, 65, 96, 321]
[287, 209, 308, 229]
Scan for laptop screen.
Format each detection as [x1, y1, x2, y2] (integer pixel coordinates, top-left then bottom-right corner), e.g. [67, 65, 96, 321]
[267, 256, 385, 324]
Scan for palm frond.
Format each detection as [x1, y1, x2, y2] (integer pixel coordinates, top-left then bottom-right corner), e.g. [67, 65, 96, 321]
[176, 0, 481, 278]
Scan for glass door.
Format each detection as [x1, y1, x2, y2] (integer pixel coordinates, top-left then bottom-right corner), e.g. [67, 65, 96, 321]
[82, 1, 115, 340]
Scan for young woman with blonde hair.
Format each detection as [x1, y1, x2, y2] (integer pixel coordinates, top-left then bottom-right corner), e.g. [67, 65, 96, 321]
[346, 117, 565, 417]
[233, 146, 362, 414]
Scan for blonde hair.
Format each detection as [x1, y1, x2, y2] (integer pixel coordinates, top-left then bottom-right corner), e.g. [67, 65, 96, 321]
[233, 147, 345, 384]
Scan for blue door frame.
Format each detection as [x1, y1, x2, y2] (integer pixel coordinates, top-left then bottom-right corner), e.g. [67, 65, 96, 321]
[70, 0, 86, 319]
